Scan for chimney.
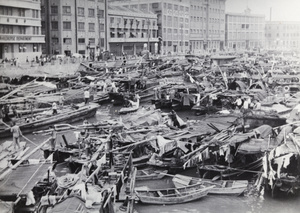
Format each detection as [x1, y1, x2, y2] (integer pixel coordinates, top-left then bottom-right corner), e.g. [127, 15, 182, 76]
[270, 7, 272, 21]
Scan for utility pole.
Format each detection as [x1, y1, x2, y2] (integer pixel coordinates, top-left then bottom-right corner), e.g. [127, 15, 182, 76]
[147, 19, 150, 53]
[104, 0, 109, 51]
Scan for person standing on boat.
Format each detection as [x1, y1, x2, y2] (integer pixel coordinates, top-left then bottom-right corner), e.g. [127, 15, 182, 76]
[11, 121, 21, 150]
[59, 93, 64, 107]
[48, 126, 57, 150]
[52, 102, 58, 115]
[84, 88, 90, 104]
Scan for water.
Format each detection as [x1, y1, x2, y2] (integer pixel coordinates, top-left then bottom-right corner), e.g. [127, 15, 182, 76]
[2, 103, 300, 212]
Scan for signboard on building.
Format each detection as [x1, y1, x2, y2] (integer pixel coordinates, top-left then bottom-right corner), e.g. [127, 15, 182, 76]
[0, 35, 32, 42]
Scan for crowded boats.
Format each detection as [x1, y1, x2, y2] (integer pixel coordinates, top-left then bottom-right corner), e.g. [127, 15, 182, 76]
[0, 49, 300, 212]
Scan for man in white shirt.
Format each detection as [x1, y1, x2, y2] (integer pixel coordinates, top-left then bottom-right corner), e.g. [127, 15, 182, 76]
[84, 89, 90, 104]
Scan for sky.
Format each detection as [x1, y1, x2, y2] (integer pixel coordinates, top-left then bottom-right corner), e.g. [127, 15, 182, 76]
[225, 0, 300, 21]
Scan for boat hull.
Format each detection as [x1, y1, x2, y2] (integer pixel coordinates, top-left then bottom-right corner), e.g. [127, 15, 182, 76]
[136, 184, 212, 205]
[0, 104, 99, 138]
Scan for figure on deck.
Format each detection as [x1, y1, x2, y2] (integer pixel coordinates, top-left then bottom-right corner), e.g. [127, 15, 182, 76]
[11, 121, 22, 150]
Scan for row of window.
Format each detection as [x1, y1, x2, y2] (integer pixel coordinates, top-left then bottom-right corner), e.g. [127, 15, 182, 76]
[191, 28, 224, 34]
[50, 21, 101, 32]
[0, 25, 39, 35]
[228, 23, 264, 30]
[49, 5, 104, 18]
[266, 33, 300, 37]
[163, 41, 189, 47]
[0, 6, 39, 18]
[52, 37, 99, 45]
[163, 28, 189, 34]
[267, 25, 300, 30]
[190, 16, 225, 23]
[191, 5, 225, 14]
[227, 16, 265, 23]
[18, 44, 39, 53]
[164, 3, 189, 12]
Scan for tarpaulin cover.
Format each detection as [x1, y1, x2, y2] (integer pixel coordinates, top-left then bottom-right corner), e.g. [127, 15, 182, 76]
[237, 138, 278, 154]
[0, 163, 52, 197]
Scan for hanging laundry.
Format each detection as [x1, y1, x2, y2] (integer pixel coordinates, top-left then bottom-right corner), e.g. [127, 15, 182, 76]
[274, 157, 284, 175]
[26, 190, 36, 206]
[262, 155, 268, 178]
[219, 148, 224, 156]
[283, 153, 294, 168]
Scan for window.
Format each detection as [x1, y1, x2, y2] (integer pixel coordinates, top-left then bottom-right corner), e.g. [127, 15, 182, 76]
[63, 22, 71, 30]
[63, 38, 72, 44]
[88, 23, 95, 31]
[51, 21, 58, 30]
[63, 6, 71, 14]
[88, 9, 95, 17]
[78, 38, 85, 44]
[33, 27, 39, 35]
[52, 37, 59, 44]
[0, 25, 13, 34]
[19, 44, 26, 53]
[33, 44, 38, 52]
[99, 24, 104, 31]
[51, 6, 58, 14]
[88, 38, 95, 45]
[78, 7, 84, 16]
[152, 3, 159, 8]
[18, 8, 25, 17]
[78, 22, 85, 31]
[0, 6, 13, 16]
[110, 17, 114, 23]
[98, 9, 104, 18]
[19, 26, 26, 34]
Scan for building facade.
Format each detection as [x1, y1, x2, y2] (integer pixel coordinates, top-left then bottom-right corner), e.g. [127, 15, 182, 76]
[108, 5, 158, 56]
[225, 8, 265, 51]
[41, 0, 107, 59]
[190, 0, 226, 53]
[110, 0, 191, 55]
[265, 21, 300, 50]
[0, 0, 44, 62]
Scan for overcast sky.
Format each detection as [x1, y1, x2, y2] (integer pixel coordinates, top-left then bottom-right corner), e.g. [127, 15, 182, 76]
[225, 0, 300, 21]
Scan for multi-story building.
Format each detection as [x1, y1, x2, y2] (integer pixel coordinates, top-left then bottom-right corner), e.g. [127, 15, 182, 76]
[108, 5, 158, 56]
[110, 0, 191, 55]
[41, 0, 107, 59]
[265, 21, 300, 50]
[225, 8, 265, 51]
[0, 0, 44, 62]
[190, 0, 226, 53]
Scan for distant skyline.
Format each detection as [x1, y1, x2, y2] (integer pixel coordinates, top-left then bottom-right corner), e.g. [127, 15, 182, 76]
[225, 0, 300, 22]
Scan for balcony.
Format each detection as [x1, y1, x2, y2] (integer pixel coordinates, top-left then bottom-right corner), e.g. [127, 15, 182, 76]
[0, 15, 41, 26]
[0, 34, 45, 43]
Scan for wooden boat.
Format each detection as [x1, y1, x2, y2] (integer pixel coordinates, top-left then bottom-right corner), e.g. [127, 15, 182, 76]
[136, 167, 167, 181]
[119, 97, 140, 114]
[135, 183, 213, 205]
[0, 103, 99, 138]
[172, 174, 248, 196]
[119, 104, 139, 114]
